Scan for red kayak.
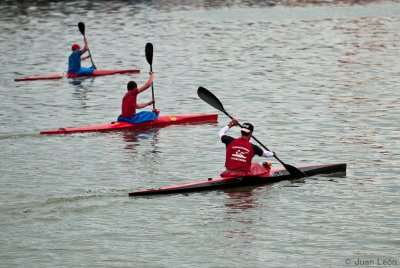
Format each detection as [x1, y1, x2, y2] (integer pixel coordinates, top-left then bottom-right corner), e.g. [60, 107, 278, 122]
[40, 113, 218, 135]
[14, 69, 140, 82]
[128, 163, 347, 196]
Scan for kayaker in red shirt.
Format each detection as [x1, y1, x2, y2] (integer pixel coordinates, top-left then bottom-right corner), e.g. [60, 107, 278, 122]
[118, 72, 158, 124]
[219, 119, 275, 178]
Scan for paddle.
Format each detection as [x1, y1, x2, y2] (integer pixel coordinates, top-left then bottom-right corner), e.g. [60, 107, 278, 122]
[78, 22, 97, 69]
[197, 86, 306, 179]
[145, 42, 156, 110]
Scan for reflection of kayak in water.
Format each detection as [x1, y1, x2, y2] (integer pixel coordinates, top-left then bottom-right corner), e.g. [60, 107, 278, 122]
[14, 69, 140, 82]
[128, 163, 347, 196]
[40, 114, 218, 135]
[122, 129, 160, 143]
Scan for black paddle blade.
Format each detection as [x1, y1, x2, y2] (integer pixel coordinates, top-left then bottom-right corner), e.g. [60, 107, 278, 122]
[283, 163, 307, 179]
[78, 22, 85, 35]
[197, 87, 227, 114]
[145, 43, 153, 65]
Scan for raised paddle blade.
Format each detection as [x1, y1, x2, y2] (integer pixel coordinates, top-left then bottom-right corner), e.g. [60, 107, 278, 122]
[197, 87, 227, 115]
[78, 22, 85, 35]
[77, 22, 97, 69]
[145, 43, 155, 109]
[145, 43, 153, 66]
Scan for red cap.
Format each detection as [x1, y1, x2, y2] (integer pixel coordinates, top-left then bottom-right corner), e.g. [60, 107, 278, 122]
[71, 44, 80, 51]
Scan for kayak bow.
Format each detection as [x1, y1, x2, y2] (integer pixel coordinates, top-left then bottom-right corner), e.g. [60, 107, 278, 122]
[14, 69, 140, 82]
[40, 113, 218, 135]
[128, 163, 346, 196]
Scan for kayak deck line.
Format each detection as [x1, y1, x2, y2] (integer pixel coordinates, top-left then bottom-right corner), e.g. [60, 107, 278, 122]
[128, 163, 347, 196]
[14, 69, 140, 82]
[40, 113, 218, 135]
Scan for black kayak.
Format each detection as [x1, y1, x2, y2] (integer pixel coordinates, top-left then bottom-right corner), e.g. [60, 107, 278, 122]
[128, 163, 346, 197]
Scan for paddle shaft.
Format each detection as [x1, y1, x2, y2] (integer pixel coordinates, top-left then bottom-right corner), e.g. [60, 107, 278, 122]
[83, 36, 97, 69]
[150, 64, 155, 110]
[86, 46, 96, 69]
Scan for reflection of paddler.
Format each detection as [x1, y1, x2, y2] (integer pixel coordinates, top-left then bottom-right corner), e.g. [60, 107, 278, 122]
[219, 119, 275, 178]
[224, 190, 257, 212]
[122, 129, 160, 151]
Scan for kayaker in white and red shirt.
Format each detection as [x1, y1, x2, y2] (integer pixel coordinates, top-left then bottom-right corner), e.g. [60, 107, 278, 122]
[219, 119, 275, 178]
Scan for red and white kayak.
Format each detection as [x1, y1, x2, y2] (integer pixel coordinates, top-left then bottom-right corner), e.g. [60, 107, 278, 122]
[40, 113, 218, 135]
[128, 163, 347, 196]
[14, 69, 140, 82]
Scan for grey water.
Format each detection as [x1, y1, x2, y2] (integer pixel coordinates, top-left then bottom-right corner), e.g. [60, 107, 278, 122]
[1, 1, 399, 267]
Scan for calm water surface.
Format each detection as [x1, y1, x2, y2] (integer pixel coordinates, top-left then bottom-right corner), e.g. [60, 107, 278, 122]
[1, 1, 399, 267]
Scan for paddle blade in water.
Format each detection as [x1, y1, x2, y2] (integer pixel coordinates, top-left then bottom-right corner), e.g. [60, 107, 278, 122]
[145, 43, 153, 65]
[197, 87, 226, 114]
[283, 163, 307, 179]
[78, 22, 85, 35]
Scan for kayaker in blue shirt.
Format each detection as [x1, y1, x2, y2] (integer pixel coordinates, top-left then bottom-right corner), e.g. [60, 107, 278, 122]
[67, 37, 94, 75]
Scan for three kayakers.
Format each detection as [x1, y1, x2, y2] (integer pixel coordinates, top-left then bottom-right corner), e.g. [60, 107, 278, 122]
[67, 37, 95, 75]
[219, 119, 275, 178]
[117, 72, 159, 124]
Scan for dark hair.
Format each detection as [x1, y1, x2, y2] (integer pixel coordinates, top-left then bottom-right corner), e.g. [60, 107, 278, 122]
[127, 81, 137, 91]
[241, 130, 252, 136]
